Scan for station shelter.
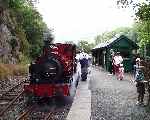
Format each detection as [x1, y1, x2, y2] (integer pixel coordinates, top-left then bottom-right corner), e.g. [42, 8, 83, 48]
[91, 35, 139, 72]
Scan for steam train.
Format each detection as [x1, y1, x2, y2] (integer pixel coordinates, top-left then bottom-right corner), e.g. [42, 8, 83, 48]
[24, 43, 80, 101]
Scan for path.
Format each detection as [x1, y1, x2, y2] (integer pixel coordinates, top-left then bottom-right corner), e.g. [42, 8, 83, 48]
[90, 67, 150, 120]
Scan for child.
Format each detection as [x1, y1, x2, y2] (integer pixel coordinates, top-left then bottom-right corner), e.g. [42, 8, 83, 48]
[136, 70, 145, 105]
[135, 58, 145, 105]
[117, 64, 124, 80]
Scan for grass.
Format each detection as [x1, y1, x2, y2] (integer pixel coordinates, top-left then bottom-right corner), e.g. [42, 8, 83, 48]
[0, 64, 28, 80]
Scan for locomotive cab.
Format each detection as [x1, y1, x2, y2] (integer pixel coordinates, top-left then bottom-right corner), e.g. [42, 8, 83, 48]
[24, 43, 79, 100]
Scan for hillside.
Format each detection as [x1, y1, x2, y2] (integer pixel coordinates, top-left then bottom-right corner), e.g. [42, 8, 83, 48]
[0, 0, 52, 64]
[0, 2, 20, 63]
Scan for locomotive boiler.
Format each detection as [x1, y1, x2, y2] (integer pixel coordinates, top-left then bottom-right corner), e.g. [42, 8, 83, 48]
[24, 43, 79, 101]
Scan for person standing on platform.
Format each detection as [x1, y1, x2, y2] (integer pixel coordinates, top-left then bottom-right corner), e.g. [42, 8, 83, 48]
[108, 49, 115, 75]
[76, 51, 89, 81]
[134, 58, 145, 105]
[113, 52, 123, 80]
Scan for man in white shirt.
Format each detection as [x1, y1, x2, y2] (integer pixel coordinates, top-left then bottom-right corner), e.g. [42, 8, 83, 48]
[76, 52, 89, 81]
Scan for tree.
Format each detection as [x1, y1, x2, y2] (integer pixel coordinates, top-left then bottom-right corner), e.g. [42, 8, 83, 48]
[77, 40, 94, 54]
[116, 0, 149, 9]
[136, 3, 150, 21]
[95, 31, 116, 45]
[117, 0, 150, 57]
[94, 27, 135, 45]
[134, 3, 150, 57]
[5, 0, 53, 60]
[64, 41, 75, 44]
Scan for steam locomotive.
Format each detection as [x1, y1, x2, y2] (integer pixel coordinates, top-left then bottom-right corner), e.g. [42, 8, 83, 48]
[24, 43, 80, 101]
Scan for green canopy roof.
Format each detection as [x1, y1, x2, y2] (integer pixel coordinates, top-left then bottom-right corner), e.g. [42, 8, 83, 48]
[92, 35, 138, 51]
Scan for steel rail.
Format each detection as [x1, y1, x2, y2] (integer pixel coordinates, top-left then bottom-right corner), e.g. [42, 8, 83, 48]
[44, 105, 56, 120]
[44, 112, 52, 120]
[16, 105, 34, 120]
[0, 80, 26, 97]
[0, 91, 24, 116]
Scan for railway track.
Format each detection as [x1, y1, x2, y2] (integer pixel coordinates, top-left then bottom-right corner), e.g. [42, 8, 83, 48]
[16, 105, 35, 120]
[15, 97, 72, 120]
[0, 77, 28, 119]
[0, 76, 74, 120]
[0, 91, 24, 116]
[43, 104, 71, 120]
[0, 76, 28, 91]
[0, 91, 72, 120]
[0, 80, 26, 97]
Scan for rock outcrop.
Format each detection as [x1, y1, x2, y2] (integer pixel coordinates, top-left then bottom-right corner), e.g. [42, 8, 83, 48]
[0, 5, 20, 64]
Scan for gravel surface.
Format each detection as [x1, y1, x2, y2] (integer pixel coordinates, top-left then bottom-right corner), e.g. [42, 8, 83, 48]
[0, 76, 27, 92]
[90, 66, 150, 120]
[27, 97, 73, 120]
[0, 96, 73, 120]
[0, 74, 76, 120]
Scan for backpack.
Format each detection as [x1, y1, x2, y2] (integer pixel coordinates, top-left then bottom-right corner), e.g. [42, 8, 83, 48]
[135, 70, 144, 82]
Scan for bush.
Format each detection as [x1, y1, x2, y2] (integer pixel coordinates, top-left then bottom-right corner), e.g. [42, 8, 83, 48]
[0, 64, 12, 80]
[19, 54, 31, 65]
[0, 64, 28, 80]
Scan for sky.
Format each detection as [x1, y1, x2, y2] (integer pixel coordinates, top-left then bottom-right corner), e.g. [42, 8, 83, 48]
[36, 0, 135, 44]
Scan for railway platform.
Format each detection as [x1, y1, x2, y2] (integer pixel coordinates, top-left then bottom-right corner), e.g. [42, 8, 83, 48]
[67, 74, 91, 120]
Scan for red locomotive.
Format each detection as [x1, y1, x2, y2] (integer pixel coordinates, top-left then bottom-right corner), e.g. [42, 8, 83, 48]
[24, 43, 79, 102]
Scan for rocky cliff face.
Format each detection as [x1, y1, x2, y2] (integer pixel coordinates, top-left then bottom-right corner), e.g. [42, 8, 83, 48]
[0, 6, 20, 64]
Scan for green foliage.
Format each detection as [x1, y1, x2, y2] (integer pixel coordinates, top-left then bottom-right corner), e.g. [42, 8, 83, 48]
[116, 0, 150, 58]
[133, 3, 150, 57]
[10, 37, 18, 50]
[19, 53, 31, 64]
[95, 27, 134, 45]
[136, 3, 150, 21]
[2, 0, 53, 62]
[7, 0, 25, 9]
[15, 26, 30, 56]
[95, 31, 116, 45]
[133, 22, 150, 57]
[116, 0, 149, 9]
[77, 40, 94, 53]
[65, 41, 75, 44]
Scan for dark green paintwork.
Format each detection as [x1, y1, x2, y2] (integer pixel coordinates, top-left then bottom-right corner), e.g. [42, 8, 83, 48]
[92, 35, 138, 72]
